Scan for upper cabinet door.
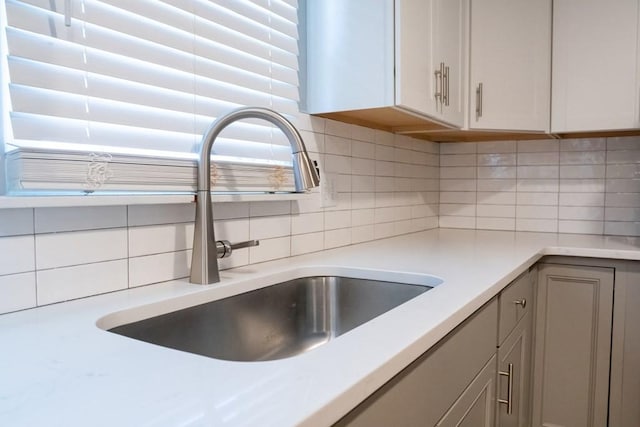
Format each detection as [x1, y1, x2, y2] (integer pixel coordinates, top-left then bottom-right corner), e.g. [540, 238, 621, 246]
[396, 0, 467, 128]
[469, 0, 551, 132]
[551, 0, 640, 133]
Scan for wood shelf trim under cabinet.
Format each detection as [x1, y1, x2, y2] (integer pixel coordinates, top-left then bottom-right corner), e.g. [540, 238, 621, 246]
[313, 109, 640, 143]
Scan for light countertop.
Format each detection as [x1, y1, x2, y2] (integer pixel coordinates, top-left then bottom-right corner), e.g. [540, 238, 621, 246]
[2, 229, 640, 427]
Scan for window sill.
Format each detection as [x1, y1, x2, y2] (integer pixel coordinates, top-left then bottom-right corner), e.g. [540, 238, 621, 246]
[0, 192, 314, 209]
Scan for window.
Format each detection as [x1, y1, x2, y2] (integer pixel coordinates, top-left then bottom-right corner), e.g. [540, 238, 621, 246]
[0, 0, 301, 195]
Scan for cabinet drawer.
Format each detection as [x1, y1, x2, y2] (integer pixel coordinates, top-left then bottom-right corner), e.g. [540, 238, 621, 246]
[498, 270, 532, 344]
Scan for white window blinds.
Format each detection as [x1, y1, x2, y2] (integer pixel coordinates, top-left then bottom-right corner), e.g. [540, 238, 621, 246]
[1, 0, 302, 194]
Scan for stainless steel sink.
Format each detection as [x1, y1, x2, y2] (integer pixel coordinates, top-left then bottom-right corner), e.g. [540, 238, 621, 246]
[108, 275, 435, 362]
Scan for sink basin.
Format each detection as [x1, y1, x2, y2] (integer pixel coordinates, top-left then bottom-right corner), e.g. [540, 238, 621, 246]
[108, 275, 437, 362]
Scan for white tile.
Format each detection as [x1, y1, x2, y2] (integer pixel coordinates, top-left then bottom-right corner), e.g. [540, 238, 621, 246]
[605, 207, 640, 221]
[334, 174, 352, 192]
[299, 130, 324, 154]
[35, 206, 126, 233]
[559, 192, 604, 207]
[351, 125, 375, 142]
[394, 148, 415, 165]
[36, 229, 127, 270]
[324, 210, 351, 230]
[325, 228, 351, 248]
[606, 179, 640, 193]
[439, 216, 476, 229]
[295, 114, 324, 133]
[440, 142, 476, 154]
[129, 250, 192, 287]
[517, 152, 559, 166]
[374, 130, 395, 146]
[250, 215, 291, 240]
[560, 206, 604, 221]
[218, 248, 249, 271]
[215, 218, 250, 242]
[476, 217, 515, 231]
[352, 141, 375, 159]
[516, 192, 558, 206]
[606, 193, 640, 208]
[292, 194, 323, 214]
[517, 139, 559, 153]
[607, 150, 640, 164]
[0, 235, 34, 275]
[0, 208, 33, 237]
[605, 164, 640, 179]
[412, 204, 438, 218]
[560, 179, 605, 193]
[128, 204, 194, 226]
[415, 140, 439, 154]
[352, 175, 375, 192]
[0, 272, 36, 314]
[516, 179, 559, 193]
[440, 191, 476, 204]
[477, 153, 516, 166]
[477, 191, 516, 205]
[374, 176, 394, 192]
[213, 202, 250, 220]
[375, 206, 410, 223]
[352, 225, 375, 243]
[352, 209, 375, 226]
[375, 192, 396, 208]
[560, 138, 606, 151]
[249, 201, 291, 217]
[476, 141, 516, 154]
[352, 192, 375, 209]
[375, 144, 395, 161]
[351, 158, 375, 175]
[607, 136, 640, 151]
[477, 204, 516, 218]
[375, 162, 395, 178]
[441, 154, 477, 167]
[395, 177, 413, 192]
[516, 218, 558, 233]
[517, 165, 558, 179]
[441, 167, 476, 179]
[558, 220, 604, 235]
[129, 223, 195, 257]
[409, 217, 431, 232]
[395, 219, 413, 235]
[291, 232, 324, 256]
[323, 192, 352, 212]
[439, 204, 476, 217]
[477, 166, 516, 179]
[477, 179, 516, 192]
[323, 154, 351, 174]
[325, 135, 352, 156]
[394, 134, 415, 150]
[291, 212, 323, 235]
[37, 260, 127, 305]
[516, 205, 558, 219]
[604, 221, 640, 237]
[560, 151, 606, 165]
[560, 165, 605, 179]
[249, 236, 291, 263]
[374, 222, 396, 239]
[440, 179, 476, 192]
[325, 119, 352, 138]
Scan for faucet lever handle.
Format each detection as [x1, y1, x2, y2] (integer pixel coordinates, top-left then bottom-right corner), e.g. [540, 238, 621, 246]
[216, 239, 259, 259]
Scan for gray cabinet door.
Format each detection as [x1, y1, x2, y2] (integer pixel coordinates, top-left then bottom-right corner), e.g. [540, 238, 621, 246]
[532, 264, 614, 427]
[436, 354, 497, 427]
[496, 311, 532, 427]
[609, 261, 640, 427]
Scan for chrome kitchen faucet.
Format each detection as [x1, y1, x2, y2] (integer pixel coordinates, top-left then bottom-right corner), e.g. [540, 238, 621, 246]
[190, 107, 320, 284]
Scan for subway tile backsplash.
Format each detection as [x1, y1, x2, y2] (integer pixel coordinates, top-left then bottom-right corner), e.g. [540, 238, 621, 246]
[3, 131, 640, 314]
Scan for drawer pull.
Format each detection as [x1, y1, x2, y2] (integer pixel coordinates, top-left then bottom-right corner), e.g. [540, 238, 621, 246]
[498, 363, 514, 414]
[513, 299, 526, 309]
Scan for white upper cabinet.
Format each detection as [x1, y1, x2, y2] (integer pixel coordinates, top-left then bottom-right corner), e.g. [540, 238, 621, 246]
[469, 0, 551, 132]
[304, 0, 467, 129]
[551, 0, 640, 133]
[396, 0, 467, 127]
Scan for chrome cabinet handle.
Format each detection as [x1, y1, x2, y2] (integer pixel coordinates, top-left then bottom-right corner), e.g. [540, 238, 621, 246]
[514, 299, 527, 309]
[443, 65, 450, 106]
[498, 363, 514, 415]
[434, 63, 443, 107]
[475, 82, 483, 120]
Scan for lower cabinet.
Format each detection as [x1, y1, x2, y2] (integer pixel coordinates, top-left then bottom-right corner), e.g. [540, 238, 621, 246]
[532, 262, 614, 427]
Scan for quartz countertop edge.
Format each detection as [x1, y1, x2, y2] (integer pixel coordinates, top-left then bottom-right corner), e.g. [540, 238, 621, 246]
[2, 228, 640, 427]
